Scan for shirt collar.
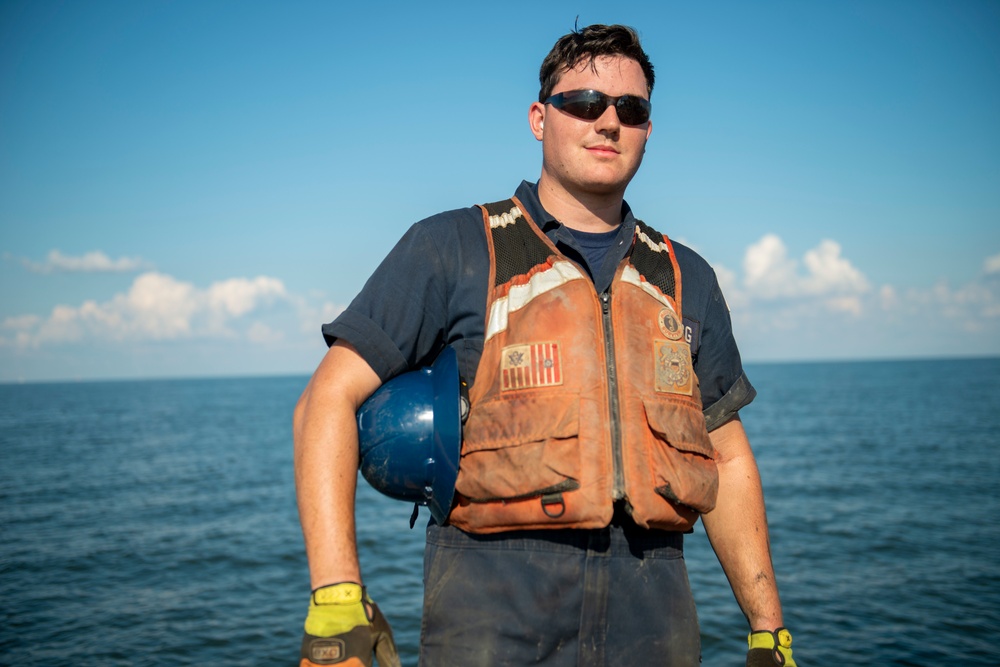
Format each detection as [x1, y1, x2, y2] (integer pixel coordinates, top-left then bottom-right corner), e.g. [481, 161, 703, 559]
[513, 180, 637, 237]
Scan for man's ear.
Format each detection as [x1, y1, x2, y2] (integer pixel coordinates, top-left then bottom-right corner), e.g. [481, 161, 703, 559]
[528, 101, 545, 141]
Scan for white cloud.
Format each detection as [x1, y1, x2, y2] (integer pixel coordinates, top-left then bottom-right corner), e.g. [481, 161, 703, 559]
[743, 234, 799, 298]
[3, 314, 42, 330]
[720, 237, 1000, 360]
[896, 277, 1000, 325]
[712, 263, 744, 309]
[293, 296, 344, 336]
[801, 240, 869, 295]
[208, 276, 286, 317]
[741, 234, 869, 302]
[16, 249, 151, 273]
[879, 284, 898, 310]
[733, 238, 997, 325]
[10, 271, 293, 347]
[824, 295, 863, 316]
[246, 321, 284, 343]
[0, 271, 355, 380]
[723, 234, 871, 324]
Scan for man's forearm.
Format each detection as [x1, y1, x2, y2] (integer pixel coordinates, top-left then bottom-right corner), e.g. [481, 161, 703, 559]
[294, 342, 382, 590]
[702, 416, 784, 630]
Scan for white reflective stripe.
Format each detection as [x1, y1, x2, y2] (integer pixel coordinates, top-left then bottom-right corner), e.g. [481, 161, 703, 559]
[620, 265, 675, 310]
[485, 261, 587, 342]
[488, 206, 523, 229]
[636, 227, 670, 254]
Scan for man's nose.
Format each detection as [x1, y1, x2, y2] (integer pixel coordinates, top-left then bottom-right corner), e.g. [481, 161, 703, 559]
[593, 103, 621, 134]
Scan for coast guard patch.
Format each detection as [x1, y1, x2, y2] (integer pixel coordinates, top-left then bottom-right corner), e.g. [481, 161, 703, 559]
[501, 342, 563, 391]
[654, 340, 694, 396]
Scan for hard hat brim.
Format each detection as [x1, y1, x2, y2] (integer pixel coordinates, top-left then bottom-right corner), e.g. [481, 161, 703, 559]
[428, 347, 461, 523]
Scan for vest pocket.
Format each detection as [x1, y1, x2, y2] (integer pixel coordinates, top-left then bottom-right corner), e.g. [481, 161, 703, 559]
[456, 393, 581, 502]
[642, 397, 718, 513]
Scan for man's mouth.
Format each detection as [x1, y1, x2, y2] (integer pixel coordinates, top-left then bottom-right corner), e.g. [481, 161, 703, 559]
[586, 144, 620, 155]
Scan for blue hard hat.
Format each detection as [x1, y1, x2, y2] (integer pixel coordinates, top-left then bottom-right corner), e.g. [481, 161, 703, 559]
[356, 347, 462, 523]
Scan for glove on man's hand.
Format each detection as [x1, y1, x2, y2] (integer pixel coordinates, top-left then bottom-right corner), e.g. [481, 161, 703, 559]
[300, 583, 401, 667]
[746, 627, 797, 667]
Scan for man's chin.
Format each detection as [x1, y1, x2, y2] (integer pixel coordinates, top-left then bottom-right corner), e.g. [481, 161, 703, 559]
[540, 169, 633, 200]
[576, 178, 630, 198]
[580, 165, 642, 196]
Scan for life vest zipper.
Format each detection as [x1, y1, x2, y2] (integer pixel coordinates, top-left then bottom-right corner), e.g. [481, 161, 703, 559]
[601, 290, 626, 500]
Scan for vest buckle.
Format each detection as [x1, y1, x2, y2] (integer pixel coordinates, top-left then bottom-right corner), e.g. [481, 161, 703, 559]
[540, 493, 566, 518]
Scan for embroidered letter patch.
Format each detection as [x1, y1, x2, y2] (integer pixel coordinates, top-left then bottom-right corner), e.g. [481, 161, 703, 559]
[654, 340, 694, 396]
[501, 342, 563, 391]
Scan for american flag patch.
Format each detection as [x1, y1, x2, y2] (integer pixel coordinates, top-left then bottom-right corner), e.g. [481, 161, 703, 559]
[501, 342, 563, 391]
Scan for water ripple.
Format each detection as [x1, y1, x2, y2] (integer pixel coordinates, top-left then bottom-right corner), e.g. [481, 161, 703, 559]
[2, 361, 999, 665]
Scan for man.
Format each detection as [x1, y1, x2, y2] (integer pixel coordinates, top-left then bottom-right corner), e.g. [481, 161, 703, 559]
[294, 24, 797, 667]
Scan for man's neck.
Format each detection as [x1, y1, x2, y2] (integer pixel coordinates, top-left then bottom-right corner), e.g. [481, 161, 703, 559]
[536, 174, 625, 233]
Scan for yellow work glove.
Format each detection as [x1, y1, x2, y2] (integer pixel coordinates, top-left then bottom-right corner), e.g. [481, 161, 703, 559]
[300, 583, 401, 667]
[746, 627, 797, 667]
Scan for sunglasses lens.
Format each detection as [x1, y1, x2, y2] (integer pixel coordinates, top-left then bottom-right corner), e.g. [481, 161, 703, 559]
[617, 96, 650, 125]
[561, 91, 608, 121]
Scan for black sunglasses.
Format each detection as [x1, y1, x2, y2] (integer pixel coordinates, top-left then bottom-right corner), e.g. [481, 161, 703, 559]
[544, 89, 652, 126]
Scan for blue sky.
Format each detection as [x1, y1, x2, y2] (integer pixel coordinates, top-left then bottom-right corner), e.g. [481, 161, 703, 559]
[2, 0, 998, 382]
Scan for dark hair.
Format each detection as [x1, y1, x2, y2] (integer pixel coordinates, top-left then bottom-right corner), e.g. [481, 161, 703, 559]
[538, 24, 654, 103]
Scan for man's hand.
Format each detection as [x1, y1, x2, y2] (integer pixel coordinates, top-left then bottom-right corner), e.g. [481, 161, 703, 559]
[300, 583, 401, 667]
[746, 627, 797, 667]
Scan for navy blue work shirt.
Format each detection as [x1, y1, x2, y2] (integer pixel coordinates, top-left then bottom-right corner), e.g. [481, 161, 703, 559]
[323, 180, 754, 430]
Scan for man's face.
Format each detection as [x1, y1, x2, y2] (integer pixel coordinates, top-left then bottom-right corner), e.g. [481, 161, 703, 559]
[530, 55, 652, 199]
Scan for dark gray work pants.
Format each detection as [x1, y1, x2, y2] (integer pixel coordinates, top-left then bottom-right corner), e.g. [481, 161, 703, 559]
[419, 514, 701, 666]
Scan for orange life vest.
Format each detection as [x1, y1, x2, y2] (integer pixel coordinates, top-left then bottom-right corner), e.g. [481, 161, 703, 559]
[448, 197, 718, 534]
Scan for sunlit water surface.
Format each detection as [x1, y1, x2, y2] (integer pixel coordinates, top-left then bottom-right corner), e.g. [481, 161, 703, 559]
[2, 358, 998, 665]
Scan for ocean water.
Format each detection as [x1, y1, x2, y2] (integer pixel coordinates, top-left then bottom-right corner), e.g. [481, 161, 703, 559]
[1, 358, 998, 666]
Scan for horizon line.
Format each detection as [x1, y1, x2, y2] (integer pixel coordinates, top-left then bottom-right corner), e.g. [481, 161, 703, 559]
[3, 352, 998, 387]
